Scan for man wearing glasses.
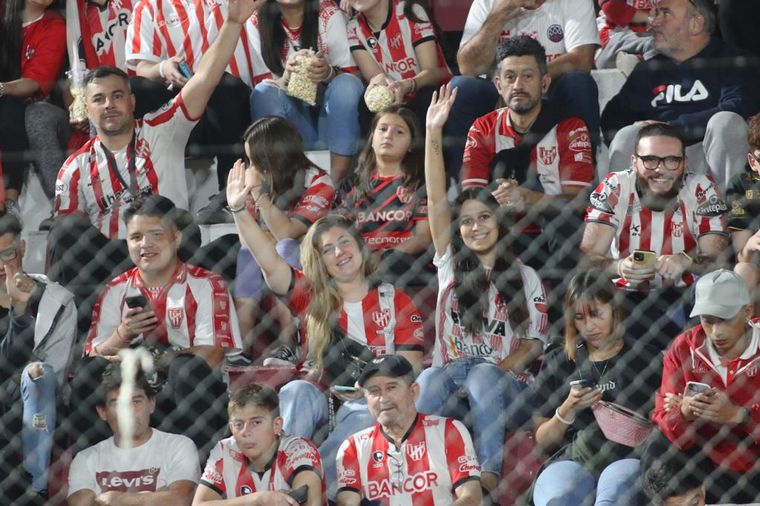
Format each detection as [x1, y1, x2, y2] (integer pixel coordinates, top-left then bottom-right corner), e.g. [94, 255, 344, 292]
[0, 211, 77, 503]
[601, 0, 760, 192]
[581, 123, 728, 348]
[335, 355, 482, 506]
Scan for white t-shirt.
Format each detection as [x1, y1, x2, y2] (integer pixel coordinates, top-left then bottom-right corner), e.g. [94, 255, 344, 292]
[432, 246, 549, 367]
[460, 0, 600, 62]
[68, 429, 200, 496]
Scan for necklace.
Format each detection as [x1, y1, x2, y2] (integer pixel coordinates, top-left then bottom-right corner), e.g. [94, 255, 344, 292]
[590, 358, 609, 384]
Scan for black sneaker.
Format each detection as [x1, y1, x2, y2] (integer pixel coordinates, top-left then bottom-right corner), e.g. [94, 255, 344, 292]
[263, 345, 297, 366]
[196, 191, 233, 224]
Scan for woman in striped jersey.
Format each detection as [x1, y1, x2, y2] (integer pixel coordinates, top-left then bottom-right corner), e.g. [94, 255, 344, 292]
[227, 164, 425, 499]
[420, 83, 550, 499]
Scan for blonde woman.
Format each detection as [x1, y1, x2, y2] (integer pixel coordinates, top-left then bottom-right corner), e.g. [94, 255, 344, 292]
[227, 162, 424, 499]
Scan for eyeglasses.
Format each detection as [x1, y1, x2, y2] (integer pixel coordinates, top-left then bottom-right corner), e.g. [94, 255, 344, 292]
[0, 243, 19, 262]
[634, 154, 684, 171]
[386, 447, 405, 489]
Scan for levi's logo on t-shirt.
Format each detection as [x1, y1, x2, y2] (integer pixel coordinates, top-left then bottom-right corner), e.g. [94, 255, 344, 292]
[97, 468, 160, 492]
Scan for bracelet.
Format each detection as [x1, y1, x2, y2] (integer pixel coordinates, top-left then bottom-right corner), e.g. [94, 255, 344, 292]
[0, 82, 5, 98]
[555, 407, 575, 425]
[228, 204, 246, 213]
[158, 60, 166, 79]
[407, 78, 417, 95]
[326, 65, 336, 82]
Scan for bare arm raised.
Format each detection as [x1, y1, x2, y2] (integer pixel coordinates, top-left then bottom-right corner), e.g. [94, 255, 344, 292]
[424, 84, 458, 258]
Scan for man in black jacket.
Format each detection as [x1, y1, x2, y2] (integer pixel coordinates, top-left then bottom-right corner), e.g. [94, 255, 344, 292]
[601, 0, 760, 191]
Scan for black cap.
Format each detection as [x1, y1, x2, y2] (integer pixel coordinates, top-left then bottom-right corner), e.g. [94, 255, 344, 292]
[357, 355, 414, 387]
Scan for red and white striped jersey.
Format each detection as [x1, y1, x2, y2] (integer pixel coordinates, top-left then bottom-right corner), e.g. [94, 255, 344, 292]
[200, 434, 325, 499]
[126, 0, 263, 87]
[460, 0, 600, 62]
[347, 0, 451, 87]
[596, 0, 652, 48]
[461, 107, 594, 192]
[336, 414, 480, 505]
[249, 0, 357, 84]
[66, 0, 134, 71]
[288, 270, 425, 356]
[247, 166, 335, 229]
[84, 262, 242, 354]
[585, 169, 729, 288]
[341, 175, 427, 251]
[432, 246, 549, 367]
[55, 94, 196, 239]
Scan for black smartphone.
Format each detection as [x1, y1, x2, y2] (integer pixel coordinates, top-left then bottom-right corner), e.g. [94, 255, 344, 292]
[287, 485, 308, 504]
[569, 378, 597, 389]
[125, 295, 150, 310]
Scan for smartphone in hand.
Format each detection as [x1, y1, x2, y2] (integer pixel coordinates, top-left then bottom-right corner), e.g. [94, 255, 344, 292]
[569, 378, 597, 389]
[287, 485, 308, 504]
[684, 381, 711, 397]
[632, 249, 656, 269]
[125, 295, 151, 311]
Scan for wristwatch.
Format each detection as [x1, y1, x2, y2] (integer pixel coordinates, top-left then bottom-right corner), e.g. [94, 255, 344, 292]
[740, 407, 751, 425]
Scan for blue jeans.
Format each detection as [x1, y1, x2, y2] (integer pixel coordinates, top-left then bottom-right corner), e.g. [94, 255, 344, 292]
[319, 398, 376, 500]
[442, 76, 500, 179]
[533, 458, 640, 506]
[279, 380, 328, 438]
[234, 238, 301, 299]
[250, 73, 364, 156]
[21, 362, 57, 492]
[415, 359, 524, 475]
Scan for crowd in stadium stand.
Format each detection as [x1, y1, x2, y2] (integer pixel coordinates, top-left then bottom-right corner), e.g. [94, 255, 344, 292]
[2, 0, 760, 504]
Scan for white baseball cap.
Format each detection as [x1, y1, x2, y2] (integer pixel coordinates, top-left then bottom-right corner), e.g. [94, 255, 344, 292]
[689, 269, 750, 319]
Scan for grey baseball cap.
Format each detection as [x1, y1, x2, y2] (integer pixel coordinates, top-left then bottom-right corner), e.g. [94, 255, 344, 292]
[689, 269, 750, 319]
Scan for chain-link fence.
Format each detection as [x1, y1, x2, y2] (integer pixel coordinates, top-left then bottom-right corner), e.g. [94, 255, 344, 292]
[1, 183, 756, 506]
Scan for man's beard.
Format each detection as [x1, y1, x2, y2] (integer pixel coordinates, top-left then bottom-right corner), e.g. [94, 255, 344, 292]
[636, 174, 683, 212]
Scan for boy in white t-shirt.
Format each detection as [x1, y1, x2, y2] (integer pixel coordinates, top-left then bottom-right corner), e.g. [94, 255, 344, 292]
[67, 364, 199, 506]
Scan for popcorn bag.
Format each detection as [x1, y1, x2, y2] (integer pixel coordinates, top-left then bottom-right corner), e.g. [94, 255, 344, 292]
[365, 85, 394, 113]
[287, 53, 318, 106]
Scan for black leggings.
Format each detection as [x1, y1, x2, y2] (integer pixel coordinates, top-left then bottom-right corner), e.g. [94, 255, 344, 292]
[0, 96, 30, 193]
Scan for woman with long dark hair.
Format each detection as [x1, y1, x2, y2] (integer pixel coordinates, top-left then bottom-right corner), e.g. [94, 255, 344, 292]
[418, 84, 549, 497]
[340, 104, 431, 283]
[233, 117, 335, 353]
[249, 0, 363, 183]
[0, 0, 66, 209]
[345, 0, 451, 129]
